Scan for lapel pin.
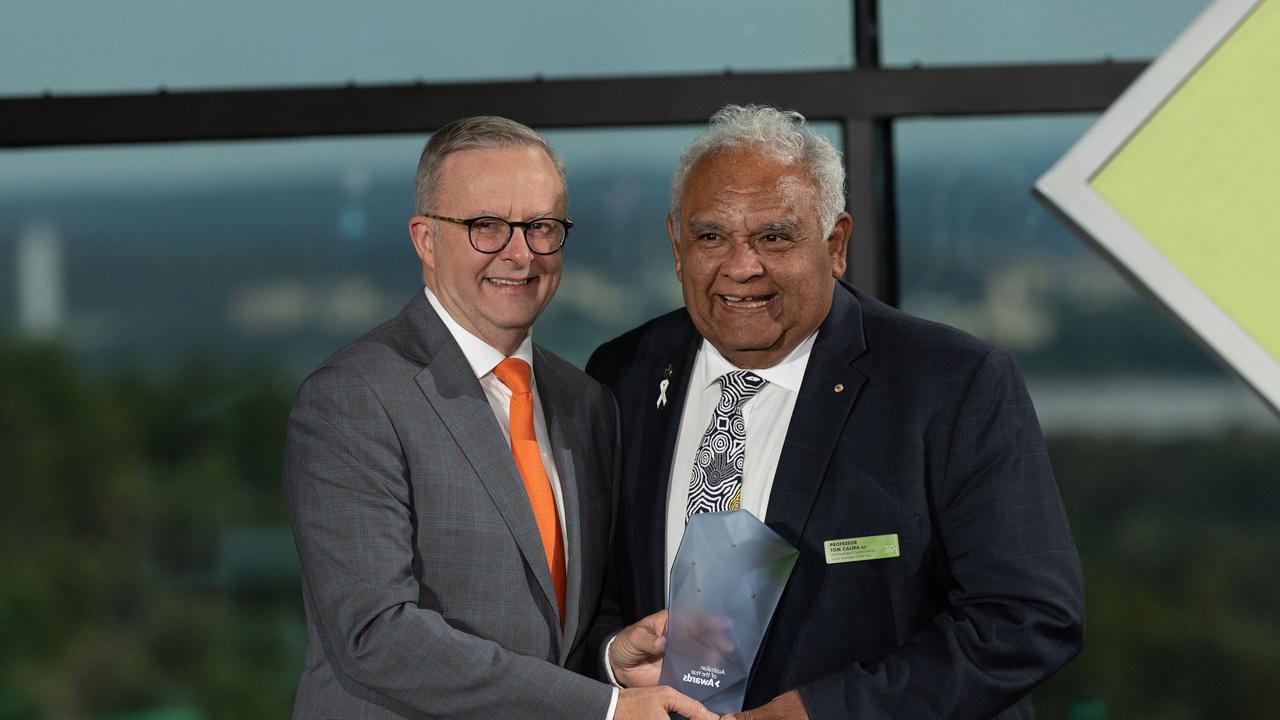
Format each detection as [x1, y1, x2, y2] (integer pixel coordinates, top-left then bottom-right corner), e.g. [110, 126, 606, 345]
[656, 364, 674, 409]
[834, 383, 845, 393]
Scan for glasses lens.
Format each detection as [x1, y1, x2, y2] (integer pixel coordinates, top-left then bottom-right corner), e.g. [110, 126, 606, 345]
[469, 217, 511, 252]
[524, 219, 567, 254]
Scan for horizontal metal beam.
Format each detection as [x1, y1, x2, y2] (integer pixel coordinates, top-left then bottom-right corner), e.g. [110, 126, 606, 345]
[0, 62, 1146, 148]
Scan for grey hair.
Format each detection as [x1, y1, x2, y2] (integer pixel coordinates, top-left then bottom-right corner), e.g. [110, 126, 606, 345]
[413, 116, 566, 213]
[669, 104, 846, 237]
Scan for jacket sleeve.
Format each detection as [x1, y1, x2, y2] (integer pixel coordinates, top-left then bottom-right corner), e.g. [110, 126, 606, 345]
[283, 363, 614, 720]
[587, 390, 627, 681]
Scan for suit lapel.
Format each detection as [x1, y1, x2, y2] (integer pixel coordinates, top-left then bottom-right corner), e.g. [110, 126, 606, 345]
[535, 349, 584, 661]
[765, 285, 868, 542]
[634, 329, 701, 613]
[400, 295, 562, 638]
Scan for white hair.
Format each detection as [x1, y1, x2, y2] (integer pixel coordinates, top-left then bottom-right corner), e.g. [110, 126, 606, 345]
[670, 104, 846, 237]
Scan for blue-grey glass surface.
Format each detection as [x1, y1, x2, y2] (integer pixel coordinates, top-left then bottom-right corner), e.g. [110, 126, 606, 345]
[0, 0, 852, 95]
[660, 510, 798, 714]
[883, 0, 1209, 65]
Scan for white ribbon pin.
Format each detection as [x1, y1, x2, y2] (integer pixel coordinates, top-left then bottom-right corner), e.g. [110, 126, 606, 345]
[656, 378, 670, 409]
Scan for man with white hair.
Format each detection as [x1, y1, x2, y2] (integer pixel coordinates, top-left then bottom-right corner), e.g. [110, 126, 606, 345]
[588, 105, 1084, 719]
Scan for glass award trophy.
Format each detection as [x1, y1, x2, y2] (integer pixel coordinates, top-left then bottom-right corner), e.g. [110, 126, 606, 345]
[659, 510, 799, 714]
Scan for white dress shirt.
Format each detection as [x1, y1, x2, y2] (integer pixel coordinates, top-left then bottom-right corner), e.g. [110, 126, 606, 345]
[425, 288, 569, 551]
[425, 288, 619, 719]
[664, 332, 818, 599]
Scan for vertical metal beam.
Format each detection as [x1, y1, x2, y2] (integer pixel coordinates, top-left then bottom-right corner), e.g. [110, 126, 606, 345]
[854, 0, 881, 68]
[843, 118, 897, 302]
[874, 120, 899, 305]
[843, 118, 880, 296]
[846, 0, 900, 305]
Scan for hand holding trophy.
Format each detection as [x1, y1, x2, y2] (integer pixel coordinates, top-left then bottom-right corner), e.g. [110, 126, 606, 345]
[658, 510, 799, 715]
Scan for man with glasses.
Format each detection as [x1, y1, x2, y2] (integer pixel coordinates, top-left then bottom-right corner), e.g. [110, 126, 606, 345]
[284, 116, 715, 720]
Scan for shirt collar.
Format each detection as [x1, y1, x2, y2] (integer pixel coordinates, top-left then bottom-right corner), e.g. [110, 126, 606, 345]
[425, 287, 534, 380]
[695, 330, 818, 395]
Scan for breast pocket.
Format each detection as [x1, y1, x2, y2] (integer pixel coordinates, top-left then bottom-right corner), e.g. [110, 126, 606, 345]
[788, 515, 931, 666]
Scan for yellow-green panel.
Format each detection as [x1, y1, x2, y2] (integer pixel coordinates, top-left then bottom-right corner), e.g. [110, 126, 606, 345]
[1090, 0, 1280, 362]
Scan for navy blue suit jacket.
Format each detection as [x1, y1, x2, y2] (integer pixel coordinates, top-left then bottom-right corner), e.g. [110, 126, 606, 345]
[586, 282, 1084, 720]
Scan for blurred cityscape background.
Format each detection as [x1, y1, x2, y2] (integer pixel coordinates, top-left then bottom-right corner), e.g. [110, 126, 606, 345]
[2, 1, 1278, 718]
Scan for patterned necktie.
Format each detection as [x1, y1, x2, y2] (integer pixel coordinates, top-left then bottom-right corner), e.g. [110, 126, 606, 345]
[492, 357, 566, 626]
[686, 370, 766, 519]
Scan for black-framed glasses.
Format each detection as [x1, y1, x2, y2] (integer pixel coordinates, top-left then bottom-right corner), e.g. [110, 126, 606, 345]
[423, 213, 572, 255]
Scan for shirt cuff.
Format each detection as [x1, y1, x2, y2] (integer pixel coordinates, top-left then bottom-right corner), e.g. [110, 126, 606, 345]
[605, 686, 619, 720]
[602, 633, 623, 687]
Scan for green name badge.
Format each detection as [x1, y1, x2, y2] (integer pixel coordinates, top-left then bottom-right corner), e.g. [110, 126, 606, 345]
[824, 534, 900, 564]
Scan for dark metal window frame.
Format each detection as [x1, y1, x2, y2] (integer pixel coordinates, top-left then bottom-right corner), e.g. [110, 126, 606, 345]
[0, 1, 1144, 303]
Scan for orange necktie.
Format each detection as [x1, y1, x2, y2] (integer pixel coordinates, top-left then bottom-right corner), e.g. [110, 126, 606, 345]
[493, 357, 566, 626]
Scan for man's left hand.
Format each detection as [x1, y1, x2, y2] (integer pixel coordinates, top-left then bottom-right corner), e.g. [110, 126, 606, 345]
[722, 690, 808, 720]
[608, 609, 669, 687]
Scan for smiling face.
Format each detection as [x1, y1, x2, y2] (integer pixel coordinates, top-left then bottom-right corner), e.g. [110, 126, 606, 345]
[409, 145, 566, 355]
[670, 148, 851, 368]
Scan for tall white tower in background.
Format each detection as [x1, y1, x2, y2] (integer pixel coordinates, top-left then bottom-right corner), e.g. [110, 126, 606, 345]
[16, 219, 65, 338]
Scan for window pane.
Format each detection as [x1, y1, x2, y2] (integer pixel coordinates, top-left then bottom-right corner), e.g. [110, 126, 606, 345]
[895, 115, 1280, 718]
[1, 122, 837, 369]
[2, 137, 432, 717]
[884, 0, 1210, 66]
[1, 0, 853, 96]
[0, 124, 838, 716]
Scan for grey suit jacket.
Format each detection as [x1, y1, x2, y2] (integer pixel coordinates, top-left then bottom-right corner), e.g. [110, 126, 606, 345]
[284, 292, 619, 720]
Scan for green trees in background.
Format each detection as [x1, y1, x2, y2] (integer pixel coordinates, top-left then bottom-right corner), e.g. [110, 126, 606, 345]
[0, 340, 300, 719]
[1, 339, 1278, 718]
[1040, 432, 1280, 719]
